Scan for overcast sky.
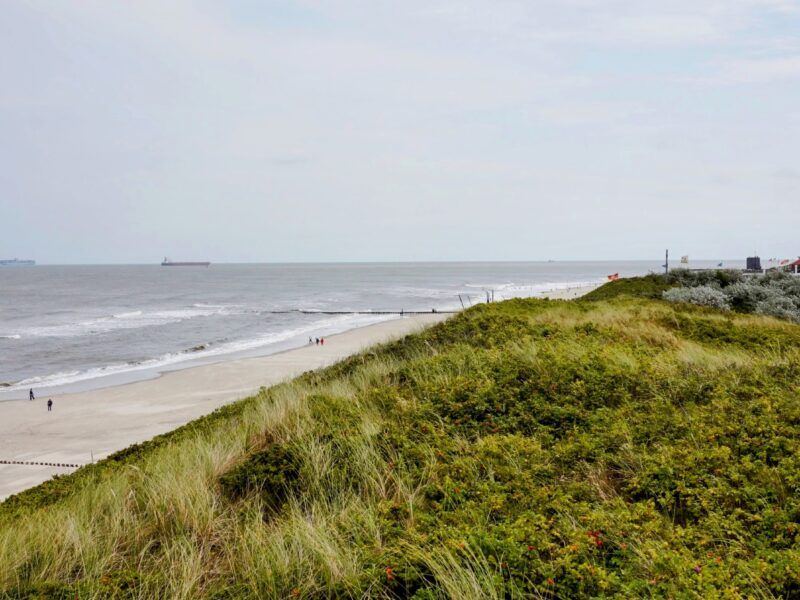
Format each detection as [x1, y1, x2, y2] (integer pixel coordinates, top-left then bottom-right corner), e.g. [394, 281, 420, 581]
[1, 1, 799, 264]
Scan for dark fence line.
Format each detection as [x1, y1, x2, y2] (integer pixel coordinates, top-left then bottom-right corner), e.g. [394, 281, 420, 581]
[0, 459, 82, 468]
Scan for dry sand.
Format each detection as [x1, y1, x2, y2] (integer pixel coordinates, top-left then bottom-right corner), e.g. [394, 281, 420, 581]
[536, 282, 603, 300]
[0, 282, 602, 500]
[0, 314, 445, 499]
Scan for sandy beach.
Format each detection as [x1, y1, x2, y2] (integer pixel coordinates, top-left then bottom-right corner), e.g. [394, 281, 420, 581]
[537, 283, 602, 300]
[0, 314, 446, 499]
[0, 283, 601, 500]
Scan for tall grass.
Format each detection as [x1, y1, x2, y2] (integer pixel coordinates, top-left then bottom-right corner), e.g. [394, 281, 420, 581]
[2, 296, 800, 598]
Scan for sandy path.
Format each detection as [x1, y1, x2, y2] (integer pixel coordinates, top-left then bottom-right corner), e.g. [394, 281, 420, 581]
[0, 314, 446, 499]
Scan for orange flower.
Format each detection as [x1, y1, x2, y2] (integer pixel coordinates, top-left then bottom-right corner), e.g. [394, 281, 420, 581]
[546, 577, 555, 586]
[385, 567, 395, 582]
[290, 589, 301, 597]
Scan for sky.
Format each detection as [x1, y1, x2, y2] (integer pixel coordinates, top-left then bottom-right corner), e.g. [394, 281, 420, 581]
[1, 1, 799, 264]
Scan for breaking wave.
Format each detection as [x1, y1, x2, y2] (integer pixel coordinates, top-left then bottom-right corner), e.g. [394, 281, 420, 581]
[13, 305, 243, 339]
[6, 313, 392, 392]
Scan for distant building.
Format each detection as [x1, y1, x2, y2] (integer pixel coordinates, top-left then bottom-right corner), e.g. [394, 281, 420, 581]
[746, 256, 762, 272]
[783, 259, 800, 274]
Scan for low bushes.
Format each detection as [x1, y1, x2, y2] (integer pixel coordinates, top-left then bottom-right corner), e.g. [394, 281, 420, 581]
[663, 286, 731, 310]
[616, 269, 800, 323]
[2, 296, 800, 598]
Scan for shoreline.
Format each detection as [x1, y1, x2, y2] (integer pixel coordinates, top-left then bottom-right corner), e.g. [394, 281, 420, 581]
[0, 282, 601, 500]
[0, 314, 446, 499]
[0, 282, 603, 402]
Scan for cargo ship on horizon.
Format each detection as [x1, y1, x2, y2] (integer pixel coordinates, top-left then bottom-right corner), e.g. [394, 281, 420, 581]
[0, 258, 35, 266]
[161, 257, 210, 267]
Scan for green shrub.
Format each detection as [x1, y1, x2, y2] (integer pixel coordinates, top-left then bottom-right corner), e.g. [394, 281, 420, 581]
[581, 274, 674, 300]
[219, 443, 300, 508]
[3, 296, 800, 598]
[663, 286, 731, 310]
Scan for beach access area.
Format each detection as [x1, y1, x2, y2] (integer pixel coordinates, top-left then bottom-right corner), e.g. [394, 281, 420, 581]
[0, 283, 601, 500]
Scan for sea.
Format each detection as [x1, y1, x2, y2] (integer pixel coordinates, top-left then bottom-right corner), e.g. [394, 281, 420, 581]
[0, 260, 742, 400]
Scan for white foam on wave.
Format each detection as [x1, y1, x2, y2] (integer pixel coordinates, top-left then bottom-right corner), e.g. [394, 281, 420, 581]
[112, 310, 143, 319]
[0, 334, 21, 340]
[15, 305, 243, 339]
[7, 313, 393, 392]
[465, 279, 605, 300]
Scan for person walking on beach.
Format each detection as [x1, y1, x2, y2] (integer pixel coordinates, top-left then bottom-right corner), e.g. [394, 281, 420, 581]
[29, 388, 34, 401]
[321, 337, 325, 345]
[47, 399, 52, 411]
[309, 337, 313, 344]
[315, 337, 319, 345]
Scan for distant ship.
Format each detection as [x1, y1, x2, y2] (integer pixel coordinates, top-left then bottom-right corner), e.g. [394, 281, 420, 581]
[0, 258, 35, 267]
[161, 257, 210, 267]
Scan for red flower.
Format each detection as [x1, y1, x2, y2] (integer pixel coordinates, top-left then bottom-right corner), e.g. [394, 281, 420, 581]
[527, 544, 536, 552]
[694, 564, 703, 574]
[385, 567, 395, 581]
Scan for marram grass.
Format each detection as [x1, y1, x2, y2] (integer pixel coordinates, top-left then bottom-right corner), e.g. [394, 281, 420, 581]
[2, 287, 800, 598]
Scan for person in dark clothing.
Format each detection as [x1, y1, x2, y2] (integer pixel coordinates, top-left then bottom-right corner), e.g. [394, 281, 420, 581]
[47, 399, 53, 411]
[315, 337, 319, 345]
[29, 389, 34, 401]
[320, 337, 325, 345]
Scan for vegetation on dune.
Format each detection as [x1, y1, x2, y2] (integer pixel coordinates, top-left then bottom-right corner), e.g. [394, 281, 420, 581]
[579, 274, 675, 301]
[663, 269, 800, 322]
[2, 285, 800, 598]
[586, 268, 800, 323]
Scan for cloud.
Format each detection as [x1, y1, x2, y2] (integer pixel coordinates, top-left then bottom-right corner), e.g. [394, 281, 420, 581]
[713, 55, 800, 83]
[2, 1, 799, 261]
[774, 167, 800, 180]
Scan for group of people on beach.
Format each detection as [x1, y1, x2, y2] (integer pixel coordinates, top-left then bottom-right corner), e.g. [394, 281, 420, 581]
[29, 388, 53, 411]
[308, 336, 325, 346]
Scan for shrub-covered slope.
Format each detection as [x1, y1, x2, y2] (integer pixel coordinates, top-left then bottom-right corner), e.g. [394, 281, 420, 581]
[586, 270, 800, 323]
[3, 294, 800, 599]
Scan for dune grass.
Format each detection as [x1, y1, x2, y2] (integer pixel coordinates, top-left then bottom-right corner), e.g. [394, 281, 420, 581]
[2, 293, 800, 598]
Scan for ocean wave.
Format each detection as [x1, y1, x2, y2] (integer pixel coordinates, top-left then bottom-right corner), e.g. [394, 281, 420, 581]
[0, 334, 21, 340]
[462, 279, 604, 298]
[14, 305, 243, 339]
[493, 280, 605, 300]
[6, 313, 393, 392]
[387, 286, 461, 298]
